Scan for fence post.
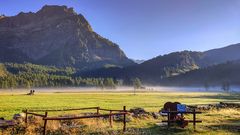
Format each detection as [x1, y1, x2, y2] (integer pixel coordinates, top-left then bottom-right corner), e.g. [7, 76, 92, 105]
[97, 107, 100, 115]
[109, 110, 113, 128]
[43, 112, 48, 135]
[123, 106, 126, 132]
[167, 109, 170, 129]
[193, 109, 196, 131]
[181, 112, 183, 117]
[25, 109, 28, 125]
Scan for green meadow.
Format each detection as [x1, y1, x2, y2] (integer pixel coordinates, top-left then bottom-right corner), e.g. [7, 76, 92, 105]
[0, 91, 239, 134]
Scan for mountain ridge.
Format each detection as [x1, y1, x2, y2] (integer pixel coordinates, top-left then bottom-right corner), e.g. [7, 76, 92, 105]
[80, 43, 240, 84]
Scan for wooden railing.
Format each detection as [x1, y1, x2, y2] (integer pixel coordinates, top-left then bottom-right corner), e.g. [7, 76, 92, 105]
[23, 106, 128, 135]
[161, 109, 202, 130]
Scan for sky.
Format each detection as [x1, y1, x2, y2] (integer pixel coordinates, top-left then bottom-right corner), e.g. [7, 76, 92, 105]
[1, 0, 240, 60]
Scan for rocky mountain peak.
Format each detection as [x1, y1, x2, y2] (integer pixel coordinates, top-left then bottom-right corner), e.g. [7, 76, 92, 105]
[36, 5, 77, 17]
[0, 5, 134, 70]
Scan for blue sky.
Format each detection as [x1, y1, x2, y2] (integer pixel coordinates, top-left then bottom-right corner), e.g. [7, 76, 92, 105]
[1, 0, 240, 60]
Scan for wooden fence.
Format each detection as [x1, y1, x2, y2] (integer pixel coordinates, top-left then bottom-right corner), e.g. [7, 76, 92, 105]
[161, 109, 202, 130]
[23, 106, 128, 135]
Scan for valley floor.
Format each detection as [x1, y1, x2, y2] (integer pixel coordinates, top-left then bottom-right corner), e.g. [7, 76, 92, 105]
[0, 89, 239, 134]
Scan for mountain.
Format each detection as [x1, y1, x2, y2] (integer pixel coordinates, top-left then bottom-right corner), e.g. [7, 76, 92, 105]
[80, 43, 240, 84]
[1, 5, 240, 86]
[161, 60, 240, 86]
[0, 5, 134, 70]
[79, 51, 202, 83]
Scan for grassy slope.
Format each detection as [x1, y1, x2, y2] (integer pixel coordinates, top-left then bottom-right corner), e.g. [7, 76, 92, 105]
[0, 91, 239, 134]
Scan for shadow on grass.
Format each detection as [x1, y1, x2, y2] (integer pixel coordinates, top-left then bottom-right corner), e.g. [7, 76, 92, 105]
[9, 120, 240, 135]
[124, 124, 239, 135]
[201, 118, 240, 134]
[204, 123, 240, 133]
[190, 93, 240, 102]
[124, 125, 201, 135]
[123, 118, 240, 135]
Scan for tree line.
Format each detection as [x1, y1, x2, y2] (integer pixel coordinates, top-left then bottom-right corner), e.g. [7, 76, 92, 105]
[0, 63, 142, 89]
[0, 74, 122, 89]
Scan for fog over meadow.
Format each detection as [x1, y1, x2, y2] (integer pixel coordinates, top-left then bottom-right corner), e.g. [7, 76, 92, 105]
[2, 86, 237, 93]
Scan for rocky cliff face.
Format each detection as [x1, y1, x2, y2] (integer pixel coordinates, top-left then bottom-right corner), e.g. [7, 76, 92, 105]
[0, 5, 134, 70]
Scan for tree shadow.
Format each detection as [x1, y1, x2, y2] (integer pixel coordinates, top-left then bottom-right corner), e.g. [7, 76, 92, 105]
[124, 124, 201, 135]
[122, 118, 240, 135]
[189, 93, 240, 102]
[204, 123, 240, 133]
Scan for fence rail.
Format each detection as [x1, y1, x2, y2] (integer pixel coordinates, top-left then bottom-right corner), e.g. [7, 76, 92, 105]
[22, 111, 45, 117]
[161, 111, 202, 114]
[98, 108, 126, 112]
[43, 112, 128, 120]
[23, 106, 128, 135]
[26, 107, 99, 112]
[162, 109, 202, 130]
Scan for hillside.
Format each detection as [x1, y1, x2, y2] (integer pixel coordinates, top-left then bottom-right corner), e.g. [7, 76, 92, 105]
[134, 43, 240, 81]
[79, 51, 201, 84]
[0, 5, 134, 70]
[0, 63, 76, 88]
[202, 43, 240, 66]
[0, 63, 122, 88]
[80, 44, 240, 84]
[161, 60, 240, 86]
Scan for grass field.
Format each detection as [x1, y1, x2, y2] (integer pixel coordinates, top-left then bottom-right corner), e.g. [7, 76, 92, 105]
[0, 90, 240, 134]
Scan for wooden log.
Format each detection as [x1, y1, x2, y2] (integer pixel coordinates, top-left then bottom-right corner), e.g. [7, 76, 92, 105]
[43, 112, 48, 135]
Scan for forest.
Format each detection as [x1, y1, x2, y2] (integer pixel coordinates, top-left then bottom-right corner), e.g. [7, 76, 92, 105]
[0, 63, 121, 89]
